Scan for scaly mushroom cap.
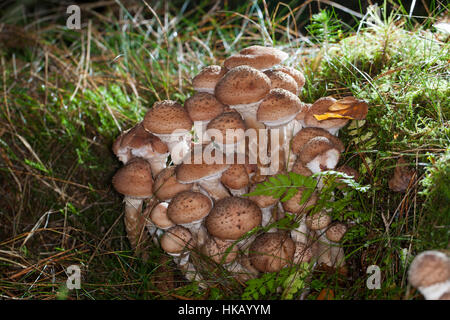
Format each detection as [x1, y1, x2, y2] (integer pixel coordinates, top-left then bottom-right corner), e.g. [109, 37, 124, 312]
[143, 100, 193, 134]
[206, 111, 246, 145]
[408, 251, 450, 288]
[150, 202, 174, 229]
[297, 136, 341, 166]
[202, 236, 239, 264]
[112, 158, 153, 198]
[249, 232, 295, 272]
[291, 127, 345, 155]
[293, 242, 313, 264]
[248, 183, 279, 209]
[325, 223, 348, 242]
[154, 166, 193, 200]
[295, 103, 312, 121]
[257, 88, 302, 124]
[112, 123, 168, 161]
[304, 97, 350, 130]
[291, 159, 313, 176]
[263, 70, 298, 94]
[305, 211, 332, 230]
[282, 188, 318, 214]
[167, 191, 212, 224]
[205, 197, 262, 240]
[215, 66, 271, 106]
[273, 66, 305, 89]
[184, 92, 225, 122]
[160, 226, 193, 254]
[192, 65, 227, 93]
[221, 164, 250, 190]
[224, 45, 288, 70]
[176, 148, 230, 184]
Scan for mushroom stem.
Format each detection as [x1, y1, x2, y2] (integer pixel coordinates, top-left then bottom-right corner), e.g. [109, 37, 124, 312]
[123, 196, 149, 259]
[198, 176, 230, 201]
[146, 152, 169, 177]
[261, 205, 277, 231]
[153, 132, 192, 164]
[230, 101, 265, 130]
[419, 281, 450, 300]
[291, 215, 311, 244]
[229, 186, 249, 197]
[314, 232, 345, 268]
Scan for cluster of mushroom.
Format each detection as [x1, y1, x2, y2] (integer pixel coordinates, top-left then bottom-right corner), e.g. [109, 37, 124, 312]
[111, 45, 366, 284]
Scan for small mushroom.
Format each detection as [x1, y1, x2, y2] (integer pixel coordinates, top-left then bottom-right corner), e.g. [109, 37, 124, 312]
[112, 122, 169, 177]
[293, 241, 313, 264]
[215, 65, 270, 130]
[206, 111, 246, 155]
[153, 166, 193, 201]
[191, 65, 227, 94]
[220, 163, 251, 196]
[142, 100, 193, 164]
[263, 69, 298, 95]
[297, 136, 342, 174]
[112, 158, 154, 256]
[249, 232, 295, 273]
[388, 157, 416, 193]
[408, 250, 450, 300]
[325, 223, 347, 242]
[305, 211, 332, 231]
[160, 225, 194, 267]
[303, 97, 350, 136]
[202, 236, 239, 265]
[272, 66, 305, 93]
[224, 45, 288, 71]
[149, 202, 174, 232]
[314, 233, 346, 269]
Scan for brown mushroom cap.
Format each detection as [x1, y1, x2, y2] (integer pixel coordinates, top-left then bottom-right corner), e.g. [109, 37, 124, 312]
[143, 100, 193, 134]
[215, 66, 271, 106]
[297, 136, 341, 165]
[167, 191, 212, 224]
[293, 242, 313, 264]
[291, 127, 345, 155]
[325, 223, 348, 242]
[205, 197, 262, 240]
[154, 166, 193, 200]
[257, 88, 302, 124]
[273, 66, 306, 89]
[249, 232, 295, 272]
[439, 292, 450, 300]
[305, 211, 332, 230]
[408, 251, 450, 288]
[192, 65, 227, 92]
[248, 183, 279, 209]
[160, 226, 193, 254]
[112, 158, 153, 198]
[263, 70, 298, 94]
[113, 123, 168, 159]
[202, 236, 239, 264]
[184, 92, 225, 122]
[295, 103, 311, 121]
[291, 159, 313, 176]
[176, 149, 230, 184]
[304, 97, 350, 130]
[221, 164, 250, 190]
[282, 189, 318, 214]
[224, 45, 288, 70]
[206, 111, 246, 145]
[150, 202, 174, 229]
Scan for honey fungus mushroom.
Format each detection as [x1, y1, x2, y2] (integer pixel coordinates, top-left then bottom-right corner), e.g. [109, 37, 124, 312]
[112, 122, 169, 177]
[224, 45, 288, 71]
[249, 232, 295, 273]
[215, 65, 271, 130]
[142, 100, 193, 164]
[202, 236, 239, 265]
[206, 111, 246, 155]
[112, 158, 154, 256]
[191, 65, 227, 94]
[153, 166, 193, 202]
[160, 225, 194, 266]
[304, 97, 350, 136]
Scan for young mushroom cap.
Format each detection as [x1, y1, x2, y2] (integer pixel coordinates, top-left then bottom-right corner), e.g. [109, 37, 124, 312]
[206, 111, 246, 146]
[160, 226, 193, 254]
[215, 66, 271, 106]
[167, 191, 212, 225]
[142, 100, 193, 134]
[272, 66, 306, 90]
[249, 232, 295, 273]
[184, 92, 225, 123]
[221, 164, 250, 191]
[153, 166, 193, 201]
[224, 45, 288, 70]
[282, 188, 318, 214]
[291, 127, 345, 155]
[293, 241, 313, 264]
[408, 251, 450, 288]
[263, 70, 298, 95]
[297, 136, 341, 172]
[205, 197, 262, 240]
[112, 158, 153, 198]
[304, 97, 350, 133]
[325, 223, 348, 242]
[305, 211, 332, 230]
[150, 202, 174, 229]
[175, 154, 230, 184]
[192, 65, 227, 94]
[291, 159, 313, 176]
[256, 88, 302, 125]
[202, 236, 239, 264]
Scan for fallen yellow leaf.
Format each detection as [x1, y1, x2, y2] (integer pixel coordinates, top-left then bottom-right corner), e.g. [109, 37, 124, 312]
[313, 96, 369, 121]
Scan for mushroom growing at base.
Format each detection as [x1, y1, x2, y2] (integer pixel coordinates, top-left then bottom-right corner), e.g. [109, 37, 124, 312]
[112, 158, 154, 257]
[112, 122, 169, 177]
[160, 225, 194, 267]
[142, 100, 193, 164]
[408, 250, 450, 300]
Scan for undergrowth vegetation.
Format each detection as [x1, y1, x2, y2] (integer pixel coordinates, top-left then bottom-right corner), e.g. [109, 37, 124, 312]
[0, 0, 448, 300]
